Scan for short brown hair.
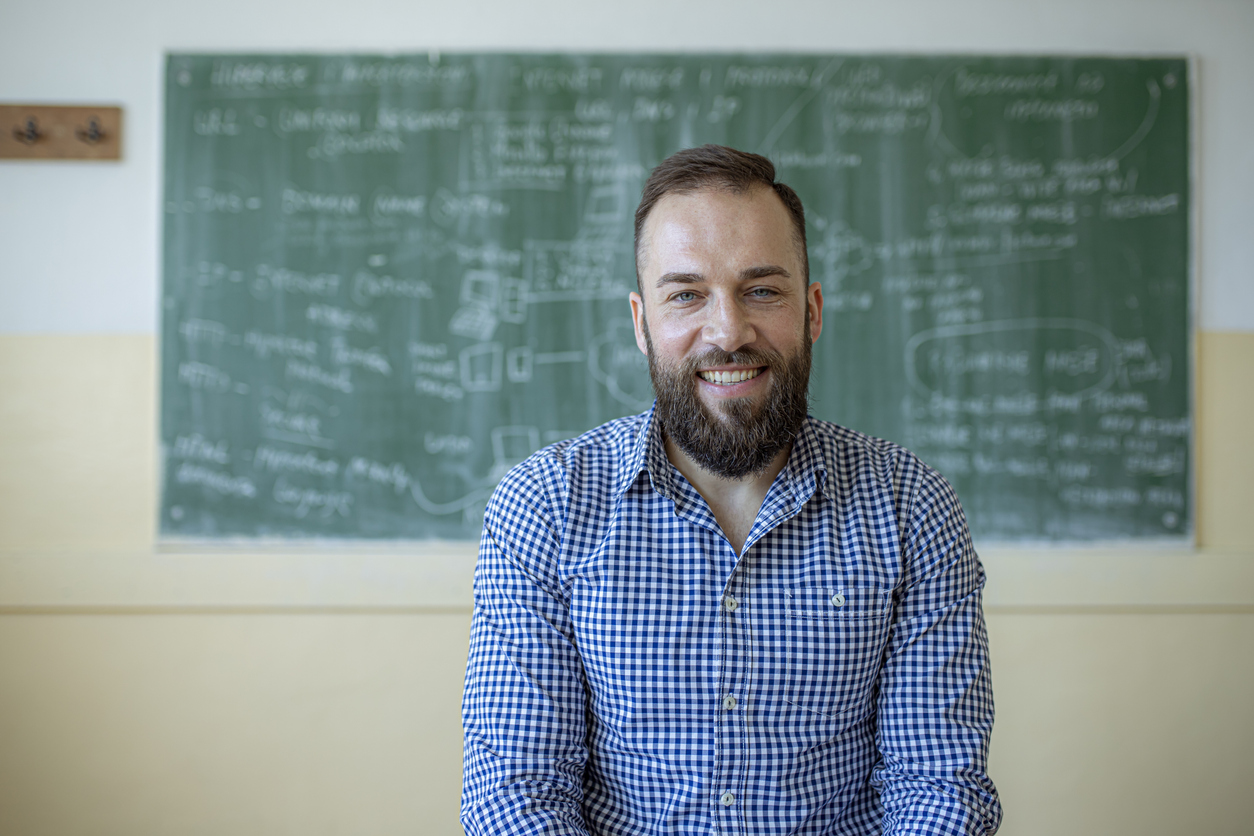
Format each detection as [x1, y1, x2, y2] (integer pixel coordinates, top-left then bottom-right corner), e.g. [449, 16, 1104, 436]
[633, 145, 809, 287]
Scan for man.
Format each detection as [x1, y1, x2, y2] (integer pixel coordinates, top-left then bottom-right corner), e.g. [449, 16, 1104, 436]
[462, 145, 1001, 835]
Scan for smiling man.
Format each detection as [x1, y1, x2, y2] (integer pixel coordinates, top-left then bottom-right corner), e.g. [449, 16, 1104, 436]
[462, 145, 1002, 836]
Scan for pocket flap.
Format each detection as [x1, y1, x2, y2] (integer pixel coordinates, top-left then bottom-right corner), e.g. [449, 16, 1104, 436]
[784, 586, 890, 619]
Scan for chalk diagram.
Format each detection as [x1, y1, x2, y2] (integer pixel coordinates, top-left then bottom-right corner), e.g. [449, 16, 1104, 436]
[589, 320, 653, 411]
[808, 218, 877, 294]
[449, 269, 528, 342]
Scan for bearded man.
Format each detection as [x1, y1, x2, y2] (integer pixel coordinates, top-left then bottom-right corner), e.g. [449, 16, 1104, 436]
[461, 145, 1002, 836]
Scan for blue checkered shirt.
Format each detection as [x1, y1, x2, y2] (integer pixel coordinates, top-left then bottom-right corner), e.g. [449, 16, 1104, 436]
[462, 408, 1001, 835]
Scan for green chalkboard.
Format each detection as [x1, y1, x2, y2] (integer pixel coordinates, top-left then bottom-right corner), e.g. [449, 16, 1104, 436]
[161, 53, 1190, 541]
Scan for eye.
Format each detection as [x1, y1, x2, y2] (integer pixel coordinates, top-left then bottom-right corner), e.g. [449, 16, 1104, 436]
[749, 287, 778, 298]
[671, 290, 698, 303]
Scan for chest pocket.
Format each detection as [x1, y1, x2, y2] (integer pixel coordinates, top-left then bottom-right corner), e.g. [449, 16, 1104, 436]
[778, 586, 893, 719]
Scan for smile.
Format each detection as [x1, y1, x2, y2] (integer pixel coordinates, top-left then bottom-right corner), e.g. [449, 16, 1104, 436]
[698, 368, 763, 385]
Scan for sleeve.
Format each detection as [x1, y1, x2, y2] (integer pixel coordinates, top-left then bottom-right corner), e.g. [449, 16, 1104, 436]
[460, 456, 593, 836]
[873, 459, 1003, 835]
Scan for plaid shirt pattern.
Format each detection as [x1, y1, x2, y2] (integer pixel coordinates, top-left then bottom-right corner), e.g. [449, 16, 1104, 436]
[462, 408, 1001, 835]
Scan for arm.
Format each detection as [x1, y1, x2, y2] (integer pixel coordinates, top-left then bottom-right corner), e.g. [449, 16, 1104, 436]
[461, 458, 592, 836]
[874, 462, 1003, 835]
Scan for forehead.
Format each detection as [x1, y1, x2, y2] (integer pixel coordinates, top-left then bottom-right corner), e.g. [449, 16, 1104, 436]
[640, 186, 800, 274]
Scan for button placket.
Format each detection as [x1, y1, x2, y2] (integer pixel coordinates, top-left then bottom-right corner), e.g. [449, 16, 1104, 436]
[713, 570, 748, 832]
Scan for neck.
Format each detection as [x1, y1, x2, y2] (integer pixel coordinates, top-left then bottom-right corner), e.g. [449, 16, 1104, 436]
[663, 434, 792, 555]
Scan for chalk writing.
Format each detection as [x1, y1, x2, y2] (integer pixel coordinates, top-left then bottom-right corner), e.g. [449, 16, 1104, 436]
[1005, 99, 1099, 121]
[955, 69, 1059, 97]
[253, 265, 340, 298]
[424, 433, 473, 455]
[286, 360, 353, 393]
[273, 478, 353, 518]
[253, 445, 339, 477]
[179, 362, 232, 392]
[172, 434, 230, 464]
[1102, 193, 1180, 219]
[176, 463, 257, 498]
[277, 107, 361, 133]
[350, 270, 434, 305]
[180, 319, 230, 345]
[330, 336, 392, 376]
[335, 61, 469, 87]
[375, 107, 463, 132]
[313, 131, 404, 159]
[194, 109, 241, 136]
[281, 189, 360, 216]
[306, 304, 378, 333]
[161, 53, 1189, 541]
[211, 61, 308, 89]
[244, 331, 317, 361]
[725, 65, 809, 87]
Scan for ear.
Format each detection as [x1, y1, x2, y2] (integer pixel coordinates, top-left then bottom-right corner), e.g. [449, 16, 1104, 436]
[806, 281, 823, 343]
[630, 292, 649, 356]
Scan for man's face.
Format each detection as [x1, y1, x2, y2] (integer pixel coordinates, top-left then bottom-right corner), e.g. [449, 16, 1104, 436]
[630, 186, 824, 479]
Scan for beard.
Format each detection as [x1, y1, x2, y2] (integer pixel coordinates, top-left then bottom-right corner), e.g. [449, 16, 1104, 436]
[644, 319, 812, 480]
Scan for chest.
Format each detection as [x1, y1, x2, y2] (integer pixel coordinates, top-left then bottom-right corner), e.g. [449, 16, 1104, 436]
[561, 495, 903, 728]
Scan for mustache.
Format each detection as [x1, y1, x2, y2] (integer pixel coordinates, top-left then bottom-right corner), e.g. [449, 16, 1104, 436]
[682, 347, 780, 371]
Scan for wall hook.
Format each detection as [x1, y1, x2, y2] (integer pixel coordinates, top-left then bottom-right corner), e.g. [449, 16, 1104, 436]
[76, 116, 106, 145]
[14, 116, 42, 145]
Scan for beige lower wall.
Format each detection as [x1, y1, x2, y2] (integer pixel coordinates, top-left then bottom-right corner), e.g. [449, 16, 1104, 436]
[1, 611, 1251, 835]
[0, 613, 472, 836]
[987, 612, 1254, 835]
[1, 333, 1252, 834]
[1196, 332, 1254, 547]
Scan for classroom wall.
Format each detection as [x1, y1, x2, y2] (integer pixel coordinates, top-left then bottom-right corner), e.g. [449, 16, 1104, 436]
[2, 1, 1252, 834]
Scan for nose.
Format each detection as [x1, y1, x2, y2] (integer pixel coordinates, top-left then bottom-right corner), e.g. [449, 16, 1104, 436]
[701, 294, 756, 353]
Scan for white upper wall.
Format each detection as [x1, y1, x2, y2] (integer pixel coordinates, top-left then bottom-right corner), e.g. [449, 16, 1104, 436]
[1, 0, 1251, 333]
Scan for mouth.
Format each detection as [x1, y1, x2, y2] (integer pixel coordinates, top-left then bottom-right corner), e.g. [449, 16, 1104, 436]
[697, 367, 764, 386]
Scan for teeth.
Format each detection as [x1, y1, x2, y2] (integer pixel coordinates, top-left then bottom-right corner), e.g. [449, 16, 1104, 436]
[699, 368, 762, 385]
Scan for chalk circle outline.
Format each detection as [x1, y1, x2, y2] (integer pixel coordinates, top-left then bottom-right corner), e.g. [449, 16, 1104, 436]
[903, 317, 1119, 400]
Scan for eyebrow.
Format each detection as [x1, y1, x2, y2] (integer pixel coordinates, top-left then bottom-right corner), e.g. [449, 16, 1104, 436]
[654, 264, 793, 288]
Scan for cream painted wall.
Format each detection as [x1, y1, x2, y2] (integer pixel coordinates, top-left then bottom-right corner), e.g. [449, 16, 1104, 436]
[2, 611, 1253, 835]
[2, 0, 1253, 833]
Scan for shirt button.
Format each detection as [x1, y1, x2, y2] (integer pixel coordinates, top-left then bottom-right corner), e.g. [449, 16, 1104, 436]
[723, 595, 738, 612]
[831, 592, 846, 607]
[722, 694, 737, 711]
[720, 791, 735, 807]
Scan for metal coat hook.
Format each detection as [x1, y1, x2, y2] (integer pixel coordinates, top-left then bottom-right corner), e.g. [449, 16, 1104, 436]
[13, 116, 41, 145]
[76, 116, 105, 145]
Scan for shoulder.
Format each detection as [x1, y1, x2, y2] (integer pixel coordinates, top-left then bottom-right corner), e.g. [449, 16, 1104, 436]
[534, 412, 647, 474]
[804, 417, 931, 485]
[520, 412, 646, 495]
[804, 416, 959, 518]
[488, 412, 647, 521]
[806, 419, 975, 589]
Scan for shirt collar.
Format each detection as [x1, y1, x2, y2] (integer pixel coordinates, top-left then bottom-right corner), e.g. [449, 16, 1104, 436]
[612, 404, 672, 502]
[779, 416, 832, 505]
[616, 406, 831, 505]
